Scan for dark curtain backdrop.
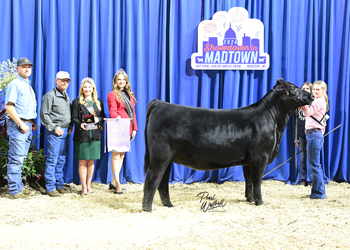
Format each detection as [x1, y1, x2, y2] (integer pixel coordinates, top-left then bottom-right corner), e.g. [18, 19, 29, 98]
[0, 0, 349, 185]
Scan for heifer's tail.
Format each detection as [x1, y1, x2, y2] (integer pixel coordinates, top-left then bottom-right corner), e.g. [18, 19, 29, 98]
[144, 99, 162, 174]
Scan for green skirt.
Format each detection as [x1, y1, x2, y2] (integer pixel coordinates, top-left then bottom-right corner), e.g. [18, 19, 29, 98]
[75, 140, 101, 160]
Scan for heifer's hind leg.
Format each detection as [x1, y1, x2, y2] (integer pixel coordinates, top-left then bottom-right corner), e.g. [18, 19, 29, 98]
[142, 159, 172, 212]
[243, 165, 254, 203]
[157, 163, 173, 207]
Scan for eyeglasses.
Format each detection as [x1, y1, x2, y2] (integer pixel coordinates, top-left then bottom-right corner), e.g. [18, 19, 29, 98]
[59, 79, 71, 83]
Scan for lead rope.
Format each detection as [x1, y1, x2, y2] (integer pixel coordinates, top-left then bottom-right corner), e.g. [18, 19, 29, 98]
[295, 110, 298, 169]
[104, 118, 107, 153]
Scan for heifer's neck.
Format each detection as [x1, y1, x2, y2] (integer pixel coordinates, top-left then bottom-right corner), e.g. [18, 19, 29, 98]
[261, 90, 295, 135]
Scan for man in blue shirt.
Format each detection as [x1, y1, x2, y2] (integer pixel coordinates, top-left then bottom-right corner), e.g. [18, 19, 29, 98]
[5, 57, 37, 199]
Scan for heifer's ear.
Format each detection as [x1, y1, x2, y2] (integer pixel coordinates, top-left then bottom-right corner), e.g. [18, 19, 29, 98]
[273, 79, 290, 96]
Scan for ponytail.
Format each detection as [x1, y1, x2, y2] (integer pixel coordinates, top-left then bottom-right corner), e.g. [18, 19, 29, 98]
[313, 80, 329, 112]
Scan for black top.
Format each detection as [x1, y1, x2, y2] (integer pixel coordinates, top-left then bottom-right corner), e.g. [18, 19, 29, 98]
[71, 98, 105, 142]
[292, 109, 306, 139]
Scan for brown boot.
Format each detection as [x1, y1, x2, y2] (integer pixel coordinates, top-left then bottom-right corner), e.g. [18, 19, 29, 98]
[9, 189, 35, 199]
[46, 190, 62, 197]
[57, 187, 70, 194]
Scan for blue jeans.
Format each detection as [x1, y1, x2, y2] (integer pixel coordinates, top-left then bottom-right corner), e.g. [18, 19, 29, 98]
[298, 136, 307, 181]
[306, 131, 326, 199]
[7, 120, 32, 195]
[44, 128, 68, 192]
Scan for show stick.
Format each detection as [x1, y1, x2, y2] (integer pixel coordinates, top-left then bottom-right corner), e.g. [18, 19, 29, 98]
[263, 124, 342, 178]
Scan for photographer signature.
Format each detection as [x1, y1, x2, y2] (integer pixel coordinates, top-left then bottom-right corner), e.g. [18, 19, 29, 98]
[196, 191, 227, 212]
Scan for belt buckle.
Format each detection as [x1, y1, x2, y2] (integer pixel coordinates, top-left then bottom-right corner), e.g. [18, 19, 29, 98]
[306, 129, 314, 134]
[21, 118, 31, 123]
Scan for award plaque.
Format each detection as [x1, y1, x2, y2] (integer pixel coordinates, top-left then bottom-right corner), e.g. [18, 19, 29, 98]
[83, 114, 98, 130]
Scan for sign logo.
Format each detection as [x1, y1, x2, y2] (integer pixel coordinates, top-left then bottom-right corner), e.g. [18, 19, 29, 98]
[191, 7, 270, 70]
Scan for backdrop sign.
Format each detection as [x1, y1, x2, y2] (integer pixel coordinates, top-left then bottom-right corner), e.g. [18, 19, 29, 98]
[106, 118, 130, 152]
[191, 7, 270, 70]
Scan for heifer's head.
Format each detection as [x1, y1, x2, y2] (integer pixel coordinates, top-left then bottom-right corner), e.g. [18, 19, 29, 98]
[272, 79, 314, 111]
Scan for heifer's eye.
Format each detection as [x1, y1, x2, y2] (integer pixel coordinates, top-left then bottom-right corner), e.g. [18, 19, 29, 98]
[289, 87, 297, 95]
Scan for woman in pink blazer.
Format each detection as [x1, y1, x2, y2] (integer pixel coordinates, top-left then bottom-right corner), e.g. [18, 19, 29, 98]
[107, 69, 138, 194]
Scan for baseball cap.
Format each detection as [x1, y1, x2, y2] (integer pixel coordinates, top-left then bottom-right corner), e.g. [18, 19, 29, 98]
[56, 71, 71, 80]
[17, 57, 34, 66]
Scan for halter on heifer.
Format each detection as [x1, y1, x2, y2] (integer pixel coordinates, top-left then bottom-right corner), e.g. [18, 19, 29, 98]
[271, 86, 314, 107]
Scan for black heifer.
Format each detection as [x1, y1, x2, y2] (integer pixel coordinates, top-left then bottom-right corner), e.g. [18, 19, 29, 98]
[142, 79, 314, 212]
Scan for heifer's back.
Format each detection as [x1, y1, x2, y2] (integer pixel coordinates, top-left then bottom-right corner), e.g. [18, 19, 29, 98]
[145, 100, 275, 171]
[142, 79, 314, 212]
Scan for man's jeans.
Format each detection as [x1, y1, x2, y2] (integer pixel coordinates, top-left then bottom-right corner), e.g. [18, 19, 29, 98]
[298, 136, 308, 181]
[45, 128, 68, 192]
[7, 120, 32, 195]
[306, 131, 326, 199]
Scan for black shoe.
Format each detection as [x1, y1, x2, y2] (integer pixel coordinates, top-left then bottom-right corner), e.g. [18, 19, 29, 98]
[109, 183, 126, 190]
[297, 180, 308, 186]
[115, 191, 123, 194]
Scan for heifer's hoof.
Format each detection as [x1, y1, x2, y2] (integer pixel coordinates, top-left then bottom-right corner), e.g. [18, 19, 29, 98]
[161, 201, 174, 207]
[142, 203, 153, 212]
[246, 196, 254, 203]
[142, 206, 153, 212]
[254, 200, 264, 206]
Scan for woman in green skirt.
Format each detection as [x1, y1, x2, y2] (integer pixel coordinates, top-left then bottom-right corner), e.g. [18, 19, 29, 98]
[72, 77, 105, 195]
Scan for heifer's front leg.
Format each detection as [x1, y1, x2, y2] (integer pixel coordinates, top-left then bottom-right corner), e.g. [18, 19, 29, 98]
[157, 163, 173, 208]
[243, 165, 253, 203]
[251, 160, 268, 206]
[142, 161, 170, 212]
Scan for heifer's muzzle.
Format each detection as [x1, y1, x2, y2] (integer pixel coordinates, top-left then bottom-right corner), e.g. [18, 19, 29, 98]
[297, 92, 314, 106]
[287, 92, 314, 107]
